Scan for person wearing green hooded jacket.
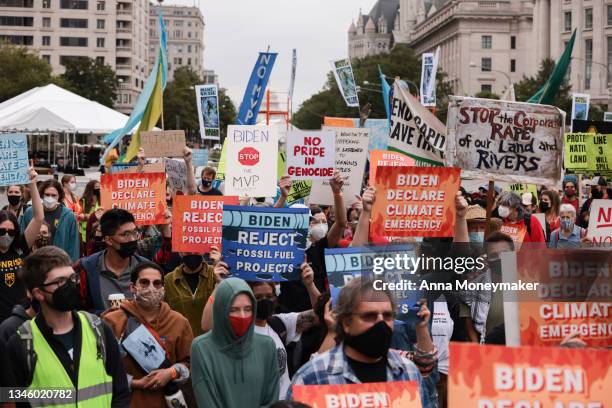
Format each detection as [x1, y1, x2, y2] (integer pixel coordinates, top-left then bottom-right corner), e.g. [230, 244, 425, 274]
[191, 277, 280, 408]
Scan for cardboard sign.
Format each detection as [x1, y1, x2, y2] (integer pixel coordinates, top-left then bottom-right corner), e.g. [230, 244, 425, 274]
[502, 182, 539, 205]
[292, 381, 422, 408]
[111, 161, 165, 174]
[446, 97, 565, 185]
[448, 342, 610, 408]
[277, 150, 312, 204]
[564, 133, 611, 174]
[171, 195, 239, 253]
[165, 158, 188, 195]
[0, 133, 29, 186]
[309, 127, 369, 206]
[587, 199, 612, 245]
[140, 130, 186, 158]
[224, 125, 279, 197]
[369, 150, 415, 182]
[323, 117, 390, 154]
[371, 166, 461, 237]
[221, 205, 309, 281]
[286, 130, 336, 180]
[100, 172, 167, 225]
[191, 148, 209, 167]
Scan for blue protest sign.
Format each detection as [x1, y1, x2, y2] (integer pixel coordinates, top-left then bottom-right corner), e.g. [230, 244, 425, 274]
[236, 52, 278, 125]
[192, 148, 209, 167]
[0, 133, 29, 186]
[222, 205, 309, 281]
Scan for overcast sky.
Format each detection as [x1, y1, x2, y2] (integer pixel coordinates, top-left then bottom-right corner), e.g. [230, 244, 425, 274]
[163, 0, 377, 109]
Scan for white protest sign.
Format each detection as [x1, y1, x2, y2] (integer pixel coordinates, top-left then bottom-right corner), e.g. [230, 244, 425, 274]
[571, 93, 590, 122]
[445, 97, 564, 185]
[225, 125, 279, 197]
[587, 199, 611, 245]
[309, 127, 369, 206]
[0, 133, 29, 186]
[165, 158, 188, 195]
[286, 130, 336, 180]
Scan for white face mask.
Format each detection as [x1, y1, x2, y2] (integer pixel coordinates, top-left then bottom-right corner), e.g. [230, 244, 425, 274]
[497, 205, 511, 219]
[309, 223, 328, 241]
[0, 235, 14, 249]
[68, 182, 77, 192]
[43, 196, 58, 210]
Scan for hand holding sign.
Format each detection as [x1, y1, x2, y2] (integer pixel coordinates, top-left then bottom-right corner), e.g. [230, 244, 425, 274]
[455, 191, 469, 218]
[183, 146, 192, 165]
[361, 186, 376, 212]
[213, 261, 229, 283]
[28, 160, 38, 185]
[279, 176, 292, 198]
[329, 171, 344, 194]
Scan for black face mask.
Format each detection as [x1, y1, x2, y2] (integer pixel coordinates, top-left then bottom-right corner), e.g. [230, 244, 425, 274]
[93, 189, 101, 198]
[592, 189, 604, 200]
[344, 320, 393, 359]
[256, 298, 275, 320]
[49, 280, 81, 312]
[166, 199, 173, 207]
[7, 195, 21, 207]
[117, 240, 138, 258]
[539, 202, 550, 212]
[91, 238, 106, 254]
[183, 254, 203, 270]
[201, 180, 212, 188]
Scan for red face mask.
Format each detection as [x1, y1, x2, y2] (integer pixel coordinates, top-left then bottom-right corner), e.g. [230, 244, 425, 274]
[229, 315, 252, 337]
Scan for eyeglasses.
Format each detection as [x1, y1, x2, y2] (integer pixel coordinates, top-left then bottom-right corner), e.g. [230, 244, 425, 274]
[0, 228, 17, 237]
[41, 273, 79, 289]
[137, 278, 163, 289]
[114, 230, 141, 240]
[353, 311, 396, 323]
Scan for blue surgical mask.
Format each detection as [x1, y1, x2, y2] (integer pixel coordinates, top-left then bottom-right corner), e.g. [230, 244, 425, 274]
[561, 220, 573, 230]
[469, 231, 484, 243]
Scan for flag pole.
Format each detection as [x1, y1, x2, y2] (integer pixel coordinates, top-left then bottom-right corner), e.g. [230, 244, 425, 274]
[158, 0, 165, 130]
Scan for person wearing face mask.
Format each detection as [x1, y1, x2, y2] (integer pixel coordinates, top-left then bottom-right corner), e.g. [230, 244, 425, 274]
[80, 180, 102, 245]
[191, 278, 280, 408]
[32, 221, 51, 251]
[197, 167, 223, 196]
[578, 176, 611, 228]
[539, 190, 561, 239]
[287, 277, 430, 407]
[103, 262, 193, 407]
[5, 246, 129, 407]
[2, 184, 30, 223]
[548, 204, 587, 248]
[73, 209, 149, 314]
[61, 175, 85, 224]
[21, 178, 80, 261]
[561, 175, 580, 213]
[496, 191, 546, 246]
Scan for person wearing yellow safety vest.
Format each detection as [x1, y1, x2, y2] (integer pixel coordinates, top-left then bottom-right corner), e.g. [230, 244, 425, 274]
[5, 246, 130, 407]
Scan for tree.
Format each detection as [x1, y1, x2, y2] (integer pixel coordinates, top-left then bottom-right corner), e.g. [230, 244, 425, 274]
[0, 44, 53, 102]
[292, 44, 454, 129]
[475, 91, 500, 100]
[60, 57, 118, 107]
[514, 58, 572, 114]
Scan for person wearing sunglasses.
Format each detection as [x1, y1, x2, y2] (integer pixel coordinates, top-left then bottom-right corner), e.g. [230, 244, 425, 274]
[103, 262, 193, 407]
[5, 246, 129, 407]
[287, 277, 431, 408]
[0, 164, 43, 323]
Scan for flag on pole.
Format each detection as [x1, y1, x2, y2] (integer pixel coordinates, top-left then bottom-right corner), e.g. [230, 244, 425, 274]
[378, 65, 391, 121]
[527, 30, 576, 105]
[288, 49, 297, 103]
[101, 11, 168, 164]
[236, 52, 278, 125]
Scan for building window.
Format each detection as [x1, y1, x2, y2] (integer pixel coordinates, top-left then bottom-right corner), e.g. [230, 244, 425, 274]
[510, 35, 516, 49]
[42, 54, 50, 63]
[481, 84, 492, 93]
[96, 0, 103, 10]
[481, 58, 492, 72]
[584, 8, 592, 29]
[510, 59, 516, 73]
[60, 18, 88, 28]
[0, 16, 34, 26]
[0, 35, 33, 45]
[175, 20, 182, 26]
[607, 37, 612, 83]
[96, 56, 104, 64]
[481, 35, 492, 49]
[187, 31, 192, 38]
[0, 0, 34, 7]
[564, 12, 572, 32]
[187, 44, 192, 53]
[178, 57, 182, 65]
[187, 57, 191, 65]
[42, 17, 50, 27]
[60, 36, 87, 46]
[96, 37, 104, 47]
[96, 19, 104, 29]
[585, 38, 592, 89]
[41, 0, 50, 7]
[608, 5, 612, 26]
[42, 35, 50, 45]
[60, 0, 87, 9]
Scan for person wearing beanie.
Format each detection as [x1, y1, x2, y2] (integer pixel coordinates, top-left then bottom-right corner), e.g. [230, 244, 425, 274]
[561, 175, 579, 214]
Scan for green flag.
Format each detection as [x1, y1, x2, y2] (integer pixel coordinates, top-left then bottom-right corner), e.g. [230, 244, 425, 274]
[527, 30, 576, 104]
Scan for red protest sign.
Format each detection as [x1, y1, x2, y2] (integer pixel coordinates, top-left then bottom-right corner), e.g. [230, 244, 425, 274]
[100, 172, 167, 225]
[369, 150, 415, 181]
[286, 130, 336, 180]
[371, 166, 461, 237]
[172, 195, 239, 253]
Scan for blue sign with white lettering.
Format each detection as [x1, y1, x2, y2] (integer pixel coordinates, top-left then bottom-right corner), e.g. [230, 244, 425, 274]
[0, 133, 29, 186]
[236, 52, 278, 125]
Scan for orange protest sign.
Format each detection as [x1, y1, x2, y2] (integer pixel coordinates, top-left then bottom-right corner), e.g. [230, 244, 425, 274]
[514, 249, 611, 348]
[171, 195, 239, 253]
[371, 166, 460, 237]
[449, 342, 610, 407]
[323, 116, 355, 128]
[369, 150, 415, 181]
[100, 172, 167, 225]
[500, 222, 527, 247]
[292, 381, 422, 408]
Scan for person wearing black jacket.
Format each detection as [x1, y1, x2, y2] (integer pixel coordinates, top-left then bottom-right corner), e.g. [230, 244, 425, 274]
[0, 301, 34, 344]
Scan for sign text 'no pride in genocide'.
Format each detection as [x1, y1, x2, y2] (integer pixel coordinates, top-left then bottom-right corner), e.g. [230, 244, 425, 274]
[101, 172, 167, 225]
[140, 130, 186, 158]
[371, 166, 461, 237]
[286, 130, 336, 180]
[172, 195, 239, 253]
[0, 133, 29, 187]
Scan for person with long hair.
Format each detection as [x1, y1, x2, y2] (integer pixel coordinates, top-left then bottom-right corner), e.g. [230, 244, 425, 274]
[539, 190, 561, 240]
[2, 185, 29, 223]
[79, 179, 101, 243]
[61, 174, 84, 223]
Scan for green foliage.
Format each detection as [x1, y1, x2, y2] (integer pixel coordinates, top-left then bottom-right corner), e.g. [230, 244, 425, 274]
[474, 91, 500, 100]
[0, 44, 53, 102]
[292, 44, 453, 129]
[60, 57, 118, 107]
[514, 58, 572, 114]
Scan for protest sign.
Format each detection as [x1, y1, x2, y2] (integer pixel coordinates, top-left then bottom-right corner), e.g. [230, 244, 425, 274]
[371, 166, 461, 237]
[323, 117, 390, 154]
[564, 133, 611, 174]
[100, 172, 166, 225]
[171, 195, 239, 253]
[224, 125, 278, 197]
[420, 48, 439, 107]
[221, 205, 309, 281]
[216, 139, 228, 180]
[500, 221, 528, 247]
[330, 58, 359, 107]
[369, 150, 415, 181]
[165, 158, 188, 195]
[502, 182, 538, 204]
[322, 117, 354, 128]
[292, 381, 422, 408]
[389, 81, 445, 165]
[111, 161, 165, 174]
[572, 119, 612, 133]
[191, 148, 209, 167]
[604, 112, 612, 122]
[571, 93, 590, 122]
[587, 199, 612, 245]
[449, 342, 610, 408]
[309, 127, 369, 206]
[277, 150, 311, 204]
[446, 97, 564, 185]
[286, 130, 335, 180]
[0, 133, 29, 186]
[140, 130, 186, 158]
[195, 84, 220, 140]
[236, 52, 278, 125]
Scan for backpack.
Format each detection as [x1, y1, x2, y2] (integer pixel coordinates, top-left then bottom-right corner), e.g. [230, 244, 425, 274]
[267, 315, 303, 378]
[17, 311, 107, 384]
